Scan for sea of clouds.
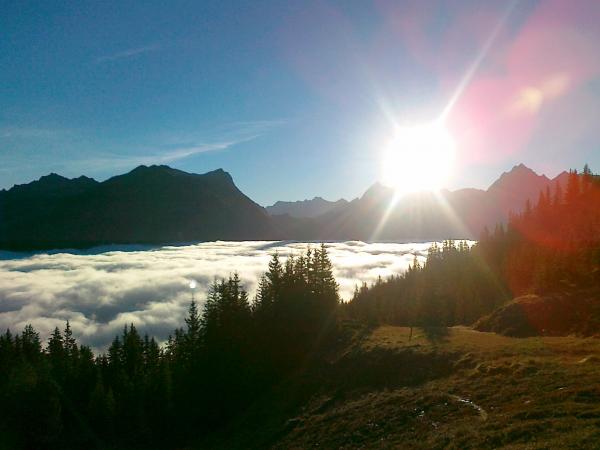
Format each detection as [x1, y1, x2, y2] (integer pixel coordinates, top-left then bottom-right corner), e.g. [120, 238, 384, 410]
[0, 240, 440, 351]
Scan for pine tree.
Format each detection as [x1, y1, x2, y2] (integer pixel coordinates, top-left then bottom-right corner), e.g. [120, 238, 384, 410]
[47, 327, 64, 358]
[553, 180, 563, 207]
[0, 329, 15, 381]
[64, 320, 78, 361]
[184, 299, 201, 349]
[582, 163, 592, 192]
[566, 169, 581, 204]
[266, 252, 283, 295]
[20, 324, 42, 361]
[47, 327, 65, 381]
[122, 324, 144, 379]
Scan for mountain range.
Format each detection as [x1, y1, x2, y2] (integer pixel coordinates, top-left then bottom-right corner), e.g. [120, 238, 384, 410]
[0, 163, 569, 250]
[266, 197, 348, 218]
[0, 165, 275, 250]
[298, 164, 569, 241]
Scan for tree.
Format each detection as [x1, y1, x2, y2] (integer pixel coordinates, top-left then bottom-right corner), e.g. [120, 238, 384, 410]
[46, 327, 65, 382]
[19, 324, 42, 361]
[47, 327, 64, 359]
[183, 299, 201, 362]
[565, 169, 581, 204]
[553, 179, 563, 207]
[63, 321, 78, 361]
[582, 163, 593, 192]
[0, 243, 351, 448]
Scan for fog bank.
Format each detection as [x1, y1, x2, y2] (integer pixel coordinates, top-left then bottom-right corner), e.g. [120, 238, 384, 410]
[0, 240, 449, 350]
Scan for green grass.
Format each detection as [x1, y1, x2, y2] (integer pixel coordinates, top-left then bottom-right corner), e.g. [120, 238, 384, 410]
[200, 326, 600, 449]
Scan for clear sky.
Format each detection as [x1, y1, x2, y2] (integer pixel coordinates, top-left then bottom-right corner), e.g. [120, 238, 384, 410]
[2, 0, 600, 205]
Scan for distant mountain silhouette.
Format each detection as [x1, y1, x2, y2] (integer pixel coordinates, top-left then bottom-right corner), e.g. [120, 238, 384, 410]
[0, 165, 275, 250]
[8, 173, 99, 196]
[266, 197, 348, 218]
[487, 163, 566, 215]
[0, 163, 569, 250]
[306, 164, 569, 241]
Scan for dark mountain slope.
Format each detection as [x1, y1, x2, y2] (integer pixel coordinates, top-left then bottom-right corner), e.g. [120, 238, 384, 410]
[0, 165, 275, 250]
[266, 197, 348, 218]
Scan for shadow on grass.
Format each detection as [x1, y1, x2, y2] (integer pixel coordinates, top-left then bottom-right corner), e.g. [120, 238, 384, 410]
[421, 326, 449, 344]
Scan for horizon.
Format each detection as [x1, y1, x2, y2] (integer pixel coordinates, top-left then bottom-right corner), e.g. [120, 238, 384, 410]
[0, 160, 575, 206]
[3, 1, 600, 204]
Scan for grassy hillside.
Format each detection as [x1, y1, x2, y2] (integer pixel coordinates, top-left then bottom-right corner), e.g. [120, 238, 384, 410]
[203, 325, 600, 449]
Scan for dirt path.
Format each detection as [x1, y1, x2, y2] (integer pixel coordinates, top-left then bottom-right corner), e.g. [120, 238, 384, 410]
[448, 394, 488, 421]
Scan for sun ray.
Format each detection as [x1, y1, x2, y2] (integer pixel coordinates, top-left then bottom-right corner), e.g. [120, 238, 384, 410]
[369, 191, 402, 242]
[440, 0, 518, 121]
[372, 2, 519, 243]
[431, 190, 472, 239]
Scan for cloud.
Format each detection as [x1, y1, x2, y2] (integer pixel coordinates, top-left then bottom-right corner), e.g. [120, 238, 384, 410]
[0, 119, 281, 189]
[70, 140, 250, 173]
[31, 119, 285, 176]
[0, 241, 454, 351]
[94, 45, 160, 64]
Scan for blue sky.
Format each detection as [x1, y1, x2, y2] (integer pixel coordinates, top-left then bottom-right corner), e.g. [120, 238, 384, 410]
[2, 0, 600, 205]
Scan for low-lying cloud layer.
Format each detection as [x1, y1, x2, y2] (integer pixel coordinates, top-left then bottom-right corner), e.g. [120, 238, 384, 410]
[0, 241, 440, 351]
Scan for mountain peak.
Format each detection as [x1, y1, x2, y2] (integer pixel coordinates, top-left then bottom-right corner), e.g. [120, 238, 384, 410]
[7, 172, 97, 197]
[266, 196, 349, 218]
[488, 164, 548, 192]
[496, 164, 537, 180]
[361, 182, 394, 201]
[75, 175, 97, 183]
[129, 164, 176, 175]
[205, 168, 227, 175]
[510, 163, 535, 174]
[108, 165, 236, 189]
[39, 172, 68, 183]
[203, 168, 234, 183]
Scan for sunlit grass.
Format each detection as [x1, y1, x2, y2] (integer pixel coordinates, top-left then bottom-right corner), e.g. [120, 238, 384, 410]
[226, 325, 600, 449]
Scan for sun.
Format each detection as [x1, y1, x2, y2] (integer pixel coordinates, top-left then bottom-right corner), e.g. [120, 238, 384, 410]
[381, 121, 456, 194]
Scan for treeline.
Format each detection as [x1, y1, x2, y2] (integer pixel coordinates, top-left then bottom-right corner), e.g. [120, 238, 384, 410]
[487, 165, 600, 295]
[0, 245, 339, 449]
[345, 240, 509, 327]
[346, 166, 600, 326]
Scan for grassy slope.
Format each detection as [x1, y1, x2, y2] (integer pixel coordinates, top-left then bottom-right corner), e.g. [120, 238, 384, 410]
[200, 326, 600, 449]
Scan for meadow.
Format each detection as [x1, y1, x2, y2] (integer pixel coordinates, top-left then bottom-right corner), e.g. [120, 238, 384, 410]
[213, 325, 600, 449]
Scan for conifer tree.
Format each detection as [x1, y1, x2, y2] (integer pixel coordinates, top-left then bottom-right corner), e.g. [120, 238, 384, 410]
[64, 320, 78, 361]
[553, 179, 563, 206]
[565, 169, 581, 204]
[184, 299, 201, 351]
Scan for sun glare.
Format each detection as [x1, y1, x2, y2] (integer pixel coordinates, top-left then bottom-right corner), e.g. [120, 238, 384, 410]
[381, 121, 456, 195]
